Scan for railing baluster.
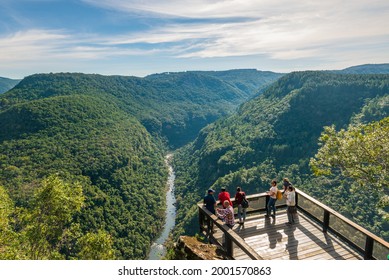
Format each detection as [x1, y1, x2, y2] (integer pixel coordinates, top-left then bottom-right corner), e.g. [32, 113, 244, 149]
[199, 210, 205, 232]
[364, 236, 374, 260]
[323, 210, 330, 233]
[225, 234, 233, 257]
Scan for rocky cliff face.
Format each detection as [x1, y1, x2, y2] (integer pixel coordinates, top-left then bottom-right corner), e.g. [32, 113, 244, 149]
[173, 236, 231, 260]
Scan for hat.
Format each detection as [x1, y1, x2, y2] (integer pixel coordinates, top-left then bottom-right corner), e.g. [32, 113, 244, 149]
[221, 187, 226, 191]
[208, 189, 215, 193]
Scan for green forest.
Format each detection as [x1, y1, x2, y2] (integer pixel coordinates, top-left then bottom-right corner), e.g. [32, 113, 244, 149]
[0, 94, 167, 259]
[0, 70, 280, 259]
[172, 71, 389, 241]
[1, 66, 388, 260]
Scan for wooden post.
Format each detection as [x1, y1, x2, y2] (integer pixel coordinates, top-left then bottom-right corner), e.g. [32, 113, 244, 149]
[199, 208, 205, 232]
[225, 234, 233, 257]
[364, 236, 374, 260]
[323, 210, 330, 233]
[206, 216, 211, 235]
[295, 192, 299, 207]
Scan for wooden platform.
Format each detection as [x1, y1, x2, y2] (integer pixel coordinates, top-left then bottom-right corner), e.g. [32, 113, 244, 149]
[213, 210, 363, 260]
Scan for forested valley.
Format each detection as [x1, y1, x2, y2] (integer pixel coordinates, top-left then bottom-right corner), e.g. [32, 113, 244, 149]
[1, 65, 388, 260]
[172, 70, 389, 243]
[0, 69, 281, 259]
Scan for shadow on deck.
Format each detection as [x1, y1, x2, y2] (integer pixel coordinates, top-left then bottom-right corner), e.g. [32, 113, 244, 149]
[198, 188, 389, 260]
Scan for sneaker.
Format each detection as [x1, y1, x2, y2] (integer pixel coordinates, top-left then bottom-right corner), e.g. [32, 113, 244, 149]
[285, 222, 292, 226]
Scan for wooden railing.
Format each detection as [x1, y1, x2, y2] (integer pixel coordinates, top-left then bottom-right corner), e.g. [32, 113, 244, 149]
[198, 188, 389, 260]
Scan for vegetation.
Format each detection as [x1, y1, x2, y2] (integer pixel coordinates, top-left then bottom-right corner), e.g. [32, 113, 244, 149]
[0, 70, 279, 259]
[1, 71, 281, 148]
[0, 176, 116, 259]
[0, 94, 167, 259]
[310, 117, 389, 220]
[172, 71, 389, 240]
[2, 66, 388, 259]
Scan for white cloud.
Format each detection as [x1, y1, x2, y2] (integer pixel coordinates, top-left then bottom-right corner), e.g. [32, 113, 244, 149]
[1, 0, 388, 77]
[82, 0, 389, 61]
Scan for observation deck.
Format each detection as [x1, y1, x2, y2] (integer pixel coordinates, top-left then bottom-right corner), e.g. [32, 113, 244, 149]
[198, 188, 389, 260]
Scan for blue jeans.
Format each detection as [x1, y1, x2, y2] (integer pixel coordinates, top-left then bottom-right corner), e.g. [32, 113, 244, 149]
[267, 197, 276, 216]
[238, 204, 246, 222]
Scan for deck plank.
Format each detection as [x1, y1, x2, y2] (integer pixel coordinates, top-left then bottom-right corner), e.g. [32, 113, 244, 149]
[209, 210, 363, 260]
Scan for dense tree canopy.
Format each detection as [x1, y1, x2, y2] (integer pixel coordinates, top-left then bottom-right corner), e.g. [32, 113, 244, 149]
[0, 70, 279, 259]
[173, 71, 389, 239]
[310, 117, 389, 220]
[0, 94, 167, 259]
[1, 71, 280, 148]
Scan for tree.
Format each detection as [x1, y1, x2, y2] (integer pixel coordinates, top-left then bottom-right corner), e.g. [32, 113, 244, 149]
[77, 230, 115, 260]
[310, 117, 389, 219]
[0, 186, 26, 259]
[22, 175, 84, 259]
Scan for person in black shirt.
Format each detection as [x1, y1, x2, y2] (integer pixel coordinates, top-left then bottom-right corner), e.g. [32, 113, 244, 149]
[203, 188, 217, 214]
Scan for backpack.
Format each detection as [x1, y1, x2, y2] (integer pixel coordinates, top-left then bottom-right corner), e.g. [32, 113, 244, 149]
[276, 190, 283, 200]
[241, 196, 249, 208]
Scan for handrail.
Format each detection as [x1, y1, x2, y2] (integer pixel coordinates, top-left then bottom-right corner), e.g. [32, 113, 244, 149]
[199, 188, 389, 260]
[198, 205, 263, 260]
[294, 187, 389, 259]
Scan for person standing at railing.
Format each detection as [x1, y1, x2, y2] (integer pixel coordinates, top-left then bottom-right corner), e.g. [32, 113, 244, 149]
[235, 186, 247, 225]
[203, 188, 217, 214]
[285, 185, 297, 225]
[216, 200, 235, 228]
[266, 180, 278, 218]
[218, 187, 232, 207]
[282, 178, 292, 194]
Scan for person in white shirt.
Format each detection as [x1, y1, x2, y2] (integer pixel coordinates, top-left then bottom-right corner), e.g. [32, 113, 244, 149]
[285, 185, 297, 225]
[266, 180, 278, 218]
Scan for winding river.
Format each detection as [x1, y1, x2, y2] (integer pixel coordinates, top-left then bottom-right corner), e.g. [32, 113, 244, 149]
[148, 153, 177, 260]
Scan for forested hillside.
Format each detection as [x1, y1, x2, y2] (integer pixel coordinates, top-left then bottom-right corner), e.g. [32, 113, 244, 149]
[1, 70, 281, 148]
[172, 71, 389, 240]
[0, 94, 167, 259]
[0, 70, 281, 259]
[0, 77, 20, 94]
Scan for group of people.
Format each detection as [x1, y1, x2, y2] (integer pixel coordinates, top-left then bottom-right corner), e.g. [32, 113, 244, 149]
[203, 178, 297, 229]
[203, 186, 246, 229]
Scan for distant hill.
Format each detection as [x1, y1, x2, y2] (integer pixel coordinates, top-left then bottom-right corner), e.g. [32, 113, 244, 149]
[0, 77, 20, 94]
[173, 71, 389, 239]
[338, 63, 389, 74]
[2, 71, 282, 147]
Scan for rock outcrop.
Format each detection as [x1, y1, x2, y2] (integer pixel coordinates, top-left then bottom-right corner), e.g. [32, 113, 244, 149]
[174, 236, 231, 260]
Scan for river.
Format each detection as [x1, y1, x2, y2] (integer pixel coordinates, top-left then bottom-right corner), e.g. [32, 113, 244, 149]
[148, 153, 176, 260]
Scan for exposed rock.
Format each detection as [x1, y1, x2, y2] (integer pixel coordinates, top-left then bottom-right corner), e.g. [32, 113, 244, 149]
[174, 236, 231, 260]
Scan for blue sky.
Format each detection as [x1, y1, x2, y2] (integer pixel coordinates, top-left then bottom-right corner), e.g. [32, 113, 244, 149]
[0, 0, 388, 79]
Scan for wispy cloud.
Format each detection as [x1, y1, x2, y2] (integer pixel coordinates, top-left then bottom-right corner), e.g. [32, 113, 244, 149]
[0, 0, 388, 77]
[82, 0, 389, 60]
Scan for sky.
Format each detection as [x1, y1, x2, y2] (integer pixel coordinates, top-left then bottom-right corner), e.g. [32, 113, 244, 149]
[0, 0, 388, 79]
